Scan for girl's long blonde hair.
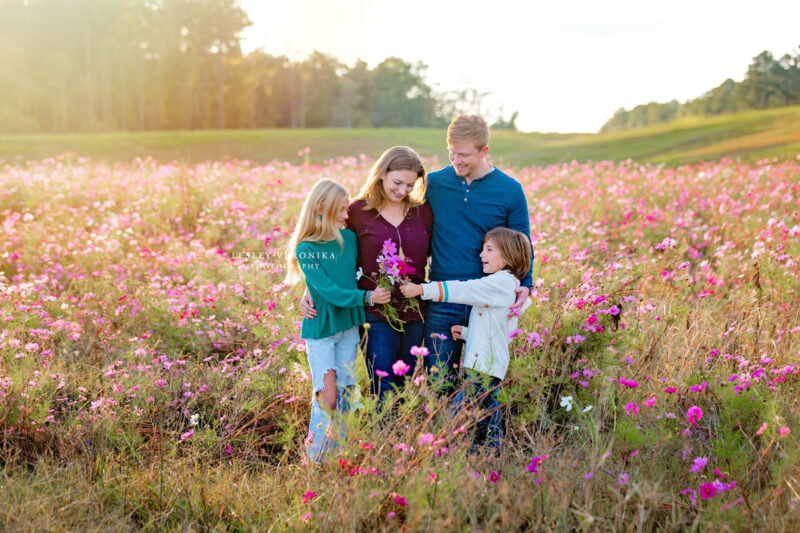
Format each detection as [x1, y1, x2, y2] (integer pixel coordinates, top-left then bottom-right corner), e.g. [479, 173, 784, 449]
[285, 178, 349, 285]
[354, 146, 426, 212]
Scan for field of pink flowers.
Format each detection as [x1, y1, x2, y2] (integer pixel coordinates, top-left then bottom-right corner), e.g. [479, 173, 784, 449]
[1, 152, 799, 530]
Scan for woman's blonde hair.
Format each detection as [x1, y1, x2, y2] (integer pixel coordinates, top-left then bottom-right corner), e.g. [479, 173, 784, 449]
[355, 146, 426, 212]
[285, 178, 349, 285]
[483, 227, 532, 281]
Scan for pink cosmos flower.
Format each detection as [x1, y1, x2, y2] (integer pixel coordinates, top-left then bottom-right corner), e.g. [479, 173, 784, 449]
[392, 360, 410, 376]
[375, 369, 389, 378]
[698, 482, 716, 499]
[625, 402, 639, 416]
[418, 433, 435, 445]
[779, 426, 791, 437]
[686, 406, 703, 426]
[690, 456, 708, 473]
[180, 429, 194, 440]
[527, 454, 547, 473]
[756, 422, 768, 436]
[410, 345, 429, 357]
[488, 471, 500, 483]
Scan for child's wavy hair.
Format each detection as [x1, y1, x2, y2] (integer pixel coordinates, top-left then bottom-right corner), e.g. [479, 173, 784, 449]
[483, 227, 532, 281]
[285, 178, 349, 285]
[354, 146, 426, 213]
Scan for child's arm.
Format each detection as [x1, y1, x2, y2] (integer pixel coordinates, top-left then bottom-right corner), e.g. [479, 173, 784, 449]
[413, 275, 515, 309]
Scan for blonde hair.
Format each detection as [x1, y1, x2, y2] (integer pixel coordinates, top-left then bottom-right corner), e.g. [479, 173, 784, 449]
[447, 115, 490, 150]
[285, 178, 349, 285]
[483, 227, 532, 281]
[355, 146, 426, 212]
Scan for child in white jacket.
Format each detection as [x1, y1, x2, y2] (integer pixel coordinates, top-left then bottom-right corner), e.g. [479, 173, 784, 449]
[401, 227, 532, 450]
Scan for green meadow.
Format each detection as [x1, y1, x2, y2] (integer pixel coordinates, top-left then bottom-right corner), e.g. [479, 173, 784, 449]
[2, 106, 799, 167]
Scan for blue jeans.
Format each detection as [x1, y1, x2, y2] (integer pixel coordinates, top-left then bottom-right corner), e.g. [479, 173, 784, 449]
[423, 301, 471, 392]
[452, 370, 503, 450]
[361, 314, 424, 404]
[304, 327, 360, 463]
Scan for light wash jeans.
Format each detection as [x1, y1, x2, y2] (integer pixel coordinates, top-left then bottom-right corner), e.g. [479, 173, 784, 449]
[304, 326, 360, 463]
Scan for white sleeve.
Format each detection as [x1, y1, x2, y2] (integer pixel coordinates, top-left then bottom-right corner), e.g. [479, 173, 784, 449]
[421, 274, 514, 308]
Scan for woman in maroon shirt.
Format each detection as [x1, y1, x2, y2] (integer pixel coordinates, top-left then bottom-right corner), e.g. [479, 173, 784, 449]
[347, 146, 433, 403]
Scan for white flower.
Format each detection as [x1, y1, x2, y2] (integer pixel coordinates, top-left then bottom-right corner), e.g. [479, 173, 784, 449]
[560, 395, 574, 412]
[356, 267, 363, 281]
[189, 413, 200, 427]
[582, 405, 593, 413]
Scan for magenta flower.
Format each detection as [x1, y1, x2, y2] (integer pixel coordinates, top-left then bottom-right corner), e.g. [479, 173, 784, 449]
[686, 406, 703, 426]
[180, 429, 194, 440]
[392, 360, 410, 376]
[625, 402, 640, 416]
[698, 482, 717, 499]
[488, 471, 500, 483]
[527, 454, 547, 473]
[375, 369, 389, 378]
[302, 490, 317, 504]
[393, 494, 408, 507]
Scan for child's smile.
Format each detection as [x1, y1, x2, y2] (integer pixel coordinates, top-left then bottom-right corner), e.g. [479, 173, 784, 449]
[479, 238, 507, 274]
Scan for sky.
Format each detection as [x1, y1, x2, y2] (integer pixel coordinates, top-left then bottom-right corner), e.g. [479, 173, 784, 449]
[239, 0, 800, 133]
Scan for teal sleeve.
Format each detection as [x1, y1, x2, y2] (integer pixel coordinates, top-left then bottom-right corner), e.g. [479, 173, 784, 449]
[297, 245, 365, 308]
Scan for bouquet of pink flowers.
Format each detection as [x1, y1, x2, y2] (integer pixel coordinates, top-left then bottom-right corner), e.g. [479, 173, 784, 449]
[360, 239, 422, 332]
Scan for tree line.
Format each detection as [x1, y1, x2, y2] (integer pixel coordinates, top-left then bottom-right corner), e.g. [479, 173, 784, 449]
[601, 48, 800, 133]
[0, 0, 517, 134]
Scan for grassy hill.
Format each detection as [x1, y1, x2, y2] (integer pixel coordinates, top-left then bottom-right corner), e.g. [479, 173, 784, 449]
[1, 106, 799, 167]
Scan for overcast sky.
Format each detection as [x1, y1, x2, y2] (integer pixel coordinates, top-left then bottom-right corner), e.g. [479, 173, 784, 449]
[239, 0, 800, 133]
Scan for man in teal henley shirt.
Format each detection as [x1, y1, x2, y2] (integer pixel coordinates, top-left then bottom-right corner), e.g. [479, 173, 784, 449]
[423, 115, 534, 391]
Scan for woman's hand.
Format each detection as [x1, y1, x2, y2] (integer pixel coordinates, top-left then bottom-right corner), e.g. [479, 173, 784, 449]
[450, 325, 463, 341]
[300, 290, 316, 319]
[371, 287, 391, 305]
[400, 283, 423, 298]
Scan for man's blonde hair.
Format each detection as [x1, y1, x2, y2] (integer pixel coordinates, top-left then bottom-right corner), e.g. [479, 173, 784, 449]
[447, 115, 490, 150]
[483, 227, 532, 281]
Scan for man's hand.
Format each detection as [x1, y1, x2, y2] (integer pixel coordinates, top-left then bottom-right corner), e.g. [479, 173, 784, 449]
[450, 324, 463, 341]
[507, 286, 531, 319]
[400, 283, 423, 298]
[300, 290, 316, 319]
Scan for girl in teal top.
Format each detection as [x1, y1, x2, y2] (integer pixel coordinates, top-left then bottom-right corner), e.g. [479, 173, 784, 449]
[285, 178, 390, 463]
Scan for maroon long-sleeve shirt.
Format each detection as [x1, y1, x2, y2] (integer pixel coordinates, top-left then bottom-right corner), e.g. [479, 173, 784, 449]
[347, 199, 433, 322]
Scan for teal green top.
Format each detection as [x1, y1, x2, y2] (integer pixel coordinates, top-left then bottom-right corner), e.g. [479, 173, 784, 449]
[297, 228, 366, 339]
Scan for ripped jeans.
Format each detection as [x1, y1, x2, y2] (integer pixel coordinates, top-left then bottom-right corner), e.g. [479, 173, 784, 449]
[304, 327, 360, 463]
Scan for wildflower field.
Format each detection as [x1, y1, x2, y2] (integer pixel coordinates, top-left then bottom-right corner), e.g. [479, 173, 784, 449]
[1, 152, 799, 531]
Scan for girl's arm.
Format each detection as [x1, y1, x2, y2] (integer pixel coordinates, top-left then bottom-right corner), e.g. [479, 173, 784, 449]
[418, 274, 515, 309]
[297, 244, 365, 308]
